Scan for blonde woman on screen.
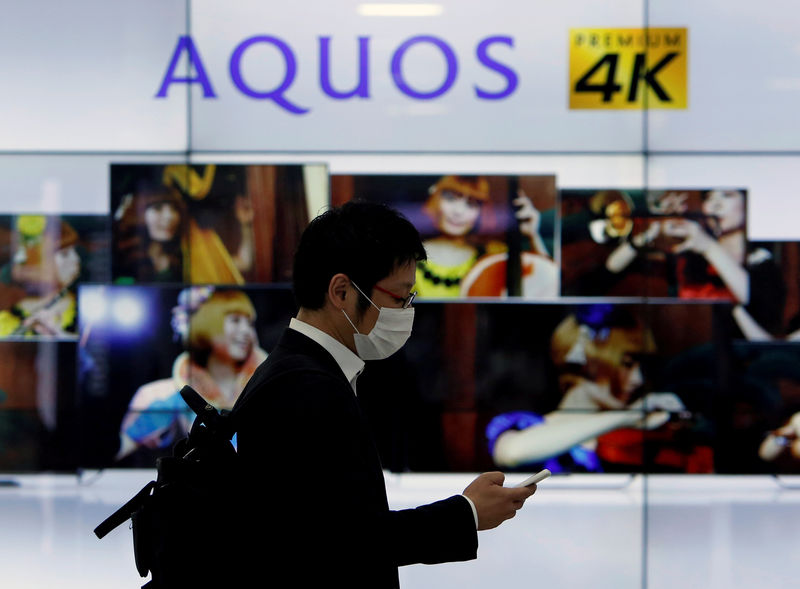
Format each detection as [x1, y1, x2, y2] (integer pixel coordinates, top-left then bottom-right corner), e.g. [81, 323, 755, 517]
[416, 175, 554, 298]
[488, 306, 685, 471]
[116, 287, 266, 461]
[415, 175, 498, 298]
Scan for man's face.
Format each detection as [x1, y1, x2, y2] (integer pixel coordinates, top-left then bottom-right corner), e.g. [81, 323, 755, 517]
[353, 260, 417, 335]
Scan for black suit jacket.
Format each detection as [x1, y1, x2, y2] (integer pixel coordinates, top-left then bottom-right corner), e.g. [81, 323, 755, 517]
[232, 327, 477, 588]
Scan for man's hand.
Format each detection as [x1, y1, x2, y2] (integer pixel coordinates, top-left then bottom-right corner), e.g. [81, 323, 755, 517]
[463, 472, 536, 531]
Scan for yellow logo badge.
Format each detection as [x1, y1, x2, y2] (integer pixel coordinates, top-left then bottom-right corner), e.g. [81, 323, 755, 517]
[569, 28, 687, 109]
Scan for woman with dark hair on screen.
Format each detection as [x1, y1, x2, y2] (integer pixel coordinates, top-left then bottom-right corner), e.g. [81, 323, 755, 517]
[112, 183, 186, 284]
[663, 189, 748, 301]
[602, 189, 750, 301]
[162, 164, 256, 285]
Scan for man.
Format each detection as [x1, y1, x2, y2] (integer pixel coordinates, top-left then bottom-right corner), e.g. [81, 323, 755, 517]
[233, 201, 535, 587]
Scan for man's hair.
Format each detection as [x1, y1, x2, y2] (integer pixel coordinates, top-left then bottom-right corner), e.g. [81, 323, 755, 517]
[293, 201, 426, 310]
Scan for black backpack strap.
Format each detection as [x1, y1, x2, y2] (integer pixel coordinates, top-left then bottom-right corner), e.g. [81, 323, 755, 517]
[179, 385, 235, 440]
[93, 480, 156, 539]
[179, 385, 214, 422]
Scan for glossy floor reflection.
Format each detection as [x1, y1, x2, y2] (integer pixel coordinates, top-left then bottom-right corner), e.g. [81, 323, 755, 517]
[1, 471, 798, 589]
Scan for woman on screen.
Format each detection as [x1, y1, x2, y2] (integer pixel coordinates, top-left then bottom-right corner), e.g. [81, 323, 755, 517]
[113, 183, 186, 283]
[486, 306, 695, 473]
[415, 175, 553, 298]
[663, 189, 748, 301]
[116, 286, 266, 461]
[414, 175, 494, 298]
[0, 216, 81, 337]
[162, 164, 256, 285]
[600, 189, 750, 301]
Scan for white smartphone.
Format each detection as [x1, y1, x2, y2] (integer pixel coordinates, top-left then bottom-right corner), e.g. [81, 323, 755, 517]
[511, 468, 551, 488]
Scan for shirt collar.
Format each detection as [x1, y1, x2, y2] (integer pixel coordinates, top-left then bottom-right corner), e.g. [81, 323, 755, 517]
[289, 317, 365, 394]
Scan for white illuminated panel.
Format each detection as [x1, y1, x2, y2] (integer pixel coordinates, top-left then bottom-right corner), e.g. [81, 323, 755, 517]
[648, 0, 800, 151]
[0, 155, 186, 213]
[188, 0, 645, 152]
[0, 0, 187, 152]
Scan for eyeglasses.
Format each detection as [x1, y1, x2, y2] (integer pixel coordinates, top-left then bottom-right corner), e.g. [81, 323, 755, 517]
[373, 284, 417, 309]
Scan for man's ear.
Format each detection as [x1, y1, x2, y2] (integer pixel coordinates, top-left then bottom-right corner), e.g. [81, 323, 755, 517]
[327, 273, 350, 310]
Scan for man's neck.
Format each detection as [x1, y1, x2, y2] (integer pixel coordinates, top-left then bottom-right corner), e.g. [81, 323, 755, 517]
[296, 307, 356, 354]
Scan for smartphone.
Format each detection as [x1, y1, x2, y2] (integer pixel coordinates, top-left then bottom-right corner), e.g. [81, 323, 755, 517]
[511, 468, 551, 488]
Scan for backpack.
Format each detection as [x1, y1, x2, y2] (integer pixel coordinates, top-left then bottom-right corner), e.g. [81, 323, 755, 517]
[94, 385, 243, 588]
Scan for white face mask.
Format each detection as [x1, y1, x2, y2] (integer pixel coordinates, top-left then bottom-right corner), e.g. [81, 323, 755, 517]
[342, 283, 415, 360]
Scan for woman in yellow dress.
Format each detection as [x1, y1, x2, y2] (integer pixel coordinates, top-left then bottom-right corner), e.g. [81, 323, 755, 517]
[416, 175, 556, 298]
[415, 176, 503, 298]
[113, 164, 256, 285]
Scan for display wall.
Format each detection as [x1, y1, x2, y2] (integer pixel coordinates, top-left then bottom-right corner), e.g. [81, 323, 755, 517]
[2, 0, 800, 482]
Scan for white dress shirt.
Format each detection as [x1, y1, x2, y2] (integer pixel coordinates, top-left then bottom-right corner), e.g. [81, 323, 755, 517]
[289, 317, 364, 393]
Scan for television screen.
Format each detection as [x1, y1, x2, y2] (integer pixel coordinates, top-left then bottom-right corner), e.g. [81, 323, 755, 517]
[560, 188, 748, 301]
[76, 284, 296, 468]
[712, 240, 800, 474]
[373, 301, 726, 474]
[0, 341, 79, 471]
[110, 163, 324, 286]
[0, 214, 108, 340]
[332, 173, 559, 300]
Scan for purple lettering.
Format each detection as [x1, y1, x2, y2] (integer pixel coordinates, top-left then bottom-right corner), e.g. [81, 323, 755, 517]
[390, 36, 458, 99]
[229, 35, 309, 115]
[319, 36, 370, 99]
[475, 36, 518, 99]
[155, 36, 216, 98]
